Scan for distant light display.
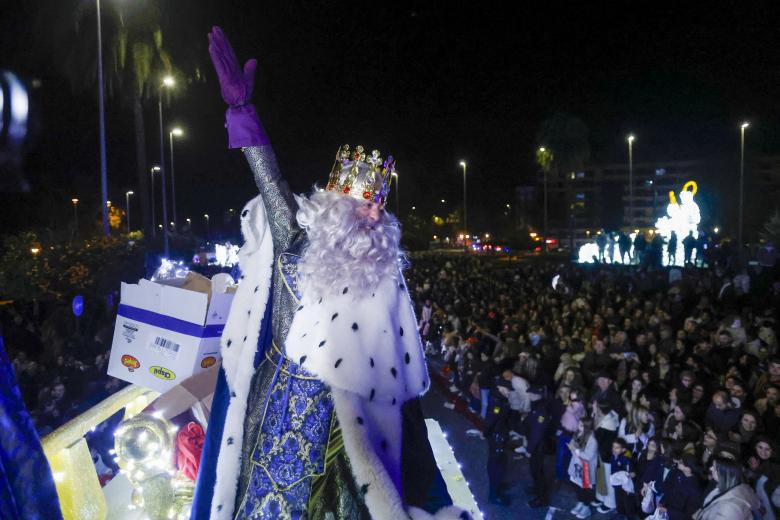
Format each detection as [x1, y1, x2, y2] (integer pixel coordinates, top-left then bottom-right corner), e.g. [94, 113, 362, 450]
[654, 181, 700, 266]
[214, 242, 240, 267]
[577, 180, 702, 267]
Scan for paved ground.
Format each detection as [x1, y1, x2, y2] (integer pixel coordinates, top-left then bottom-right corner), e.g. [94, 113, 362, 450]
[421, 363, 615, 520]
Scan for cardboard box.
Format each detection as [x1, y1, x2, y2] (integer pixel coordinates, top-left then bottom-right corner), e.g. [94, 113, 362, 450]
[107, 276, 234, 392]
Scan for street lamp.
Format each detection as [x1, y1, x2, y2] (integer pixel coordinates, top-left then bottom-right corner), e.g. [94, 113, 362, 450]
[538, 147, 548, 251]
[169, 127, 183, 229]
[150, 166, 160, 237]
[627, 134, 635, 227]
[95, 0, 109, 237]
[739, 122, 749, 246]
[459, 161, 467, 240]
[125, 191, 134, 233]
[204, 213, 210, 240]
[391, 172, 399, 217]
[158, 75, 175, 256]
[71, 198, 79, 236]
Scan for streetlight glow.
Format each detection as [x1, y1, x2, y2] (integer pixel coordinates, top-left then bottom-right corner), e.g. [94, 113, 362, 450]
[71, 198, 79, 205]
[459, 161, 466, 167]
[741, 122, 750, 129]
[538, 147, 545, 152]
[171, 127, 183, 136]
[627, 134, 635, 143]
[162, 76, 175, 87]
[126, 190, 134, 196]
[152, 166, 161, 172]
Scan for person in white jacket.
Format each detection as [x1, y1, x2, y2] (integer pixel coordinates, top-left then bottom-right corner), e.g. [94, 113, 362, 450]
[694, 456, 762, 520]
[568, 417, 599, 519]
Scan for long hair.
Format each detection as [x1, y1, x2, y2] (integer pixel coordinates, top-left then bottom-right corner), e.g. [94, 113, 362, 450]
[574, 416, 594, 449]
[295, 190, 404, 300]
[713, 456, 743, 493]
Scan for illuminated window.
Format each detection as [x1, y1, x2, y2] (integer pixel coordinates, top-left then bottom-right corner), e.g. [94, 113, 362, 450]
[655, 168, 666, 176]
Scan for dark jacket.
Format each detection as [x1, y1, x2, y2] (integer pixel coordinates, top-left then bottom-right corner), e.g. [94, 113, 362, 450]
[635, 453, 664, 487]
[705, 403, 741, 434]
[522, 398, 552, 454]
[657, 468, 704, 520]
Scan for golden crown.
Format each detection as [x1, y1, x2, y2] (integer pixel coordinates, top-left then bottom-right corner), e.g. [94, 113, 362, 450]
[326, 145, 396, 204]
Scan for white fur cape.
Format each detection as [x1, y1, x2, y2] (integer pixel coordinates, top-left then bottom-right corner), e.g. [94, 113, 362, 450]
[211, 194, 469, 520]
[209, 195, 274, 520]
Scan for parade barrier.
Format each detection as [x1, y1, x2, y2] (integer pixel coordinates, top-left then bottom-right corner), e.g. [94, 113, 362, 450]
[41, 384, 160, 520]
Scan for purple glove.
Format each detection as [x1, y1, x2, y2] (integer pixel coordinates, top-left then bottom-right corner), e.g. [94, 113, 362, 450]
[208, 26, 269, 148]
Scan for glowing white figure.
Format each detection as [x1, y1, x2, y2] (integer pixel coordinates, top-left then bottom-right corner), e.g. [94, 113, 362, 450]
[655, 181, 700, 266]
[577, 232, 636, 264]
[214, 242, 240, 267]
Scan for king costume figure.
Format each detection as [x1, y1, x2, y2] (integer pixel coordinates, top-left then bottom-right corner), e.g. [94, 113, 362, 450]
[191, 27, 471, 520]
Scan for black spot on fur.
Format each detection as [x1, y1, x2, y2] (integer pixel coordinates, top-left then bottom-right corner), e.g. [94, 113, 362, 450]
[240, 275, 245, 280]
[230, 391, 236, 398]
[352, 322, 359, 331]
[318, 297, 323, 304]
[399, 326, 404, 337]
[392, 397, 397, 405]
[360, 483, 369, 494]
[335, 358, 343, 368]
[391, 367, 397, 379]
[300, 332, 307, 338]
[405, 352, 411, 364]
[254, 285, 259, 293]
[342, 287, 349, 294]
[297, 305, 304, 311]
[318, 340, 326, 347]
[370, 357, 374, 368]
[459, 512, 471, 520]
[331, 312, 338, 321]
[227, 437, 234, 445]
[370, 388, 375, 401]
[299, 355, 307, 365]
[399, 283, 405, 289]
[372, 293, 375, 297]
[381, 439, 387, 451]
[217, 505, 223, 512]
[241, 209, 249, 217]
[243, 336, 247, 342]
[356, 416, 364, 425]
[247, 310, 251, 316]
[226, 339, 232, 347]
[423, 379, 427, 387]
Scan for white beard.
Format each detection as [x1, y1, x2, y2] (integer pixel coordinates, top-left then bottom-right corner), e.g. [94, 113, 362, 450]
[295, 191, 403, 301]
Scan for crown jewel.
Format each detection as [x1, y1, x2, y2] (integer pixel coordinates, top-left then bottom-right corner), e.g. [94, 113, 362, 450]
[326, 144, 396, 204]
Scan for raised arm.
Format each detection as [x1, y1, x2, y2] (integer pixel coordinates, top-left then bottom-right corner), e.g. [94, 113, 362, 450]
[208, 26, 297, 252]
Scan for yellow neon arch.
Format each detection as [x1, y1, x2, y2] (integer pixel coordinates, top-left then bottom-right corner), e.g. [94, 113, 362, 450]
[669, 180, 698, 205]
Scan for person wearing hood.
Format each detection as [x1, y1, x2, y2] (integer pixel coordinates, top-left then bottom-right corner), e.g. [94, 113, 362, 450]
[694, 456, 761, 520]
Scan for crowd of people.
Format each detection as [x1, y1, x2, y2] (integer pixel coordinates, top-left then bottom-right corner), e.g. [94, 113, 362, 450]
[406, 251, 780, 519]
[1, 299, 126, 436]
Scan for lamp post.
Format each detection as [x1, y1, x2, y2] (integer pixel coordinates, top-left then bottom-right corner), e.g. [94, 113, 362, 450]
[539, 147, 548, 252]
[125, 191, 134, 233]
[150, 166, 160, 237]
[95, 0, 109, 236]
[459, 161, 467, 241]
[169, 127, 183, 229]
[627, 134, 635, 227]
[391, 172, 399, 217]
[739, 122, 749, 246]
[204, 214, 210, 241]
[71, 198, 79, 238]
[158, 75, 175, 256]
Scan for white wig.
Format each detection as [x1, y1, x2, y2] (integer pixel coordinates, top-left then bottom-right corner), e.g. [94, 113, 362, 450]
[295, 190, 404, 300]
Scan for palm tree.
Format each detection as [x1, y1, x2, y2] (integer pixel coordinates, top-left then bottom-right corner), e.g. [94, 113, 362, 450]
[535, 113, 591, 251]
[46, 0, 177, 238]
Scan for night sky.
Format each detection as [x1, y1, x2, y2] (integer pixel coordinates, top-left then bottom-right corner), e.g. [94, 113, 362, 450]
[2, 1, 780, 236]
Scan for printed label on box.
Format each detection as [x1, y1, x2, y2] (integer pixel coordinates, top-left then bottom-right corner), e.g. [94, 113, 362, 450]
[148, 335, 181, 359]
[121, 321, 139, 343]
[150, 365, 176, 380]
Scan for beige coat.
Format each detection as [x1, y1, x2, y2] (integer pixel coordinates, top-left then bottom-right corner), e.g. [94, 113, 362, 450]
[694, 483, 761, 520]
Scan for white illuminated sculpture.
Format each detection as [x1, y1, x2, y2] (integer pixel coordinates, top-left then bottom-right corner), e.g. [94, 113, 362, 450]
[655, 181, 700, 266]
[214, 242, 240, 267]
[576, 180, 702, 267]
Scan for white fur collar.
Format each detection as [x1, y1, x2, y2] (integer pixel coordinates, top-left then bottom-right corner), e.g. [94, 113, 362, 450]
[285, 270, 429, 404]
